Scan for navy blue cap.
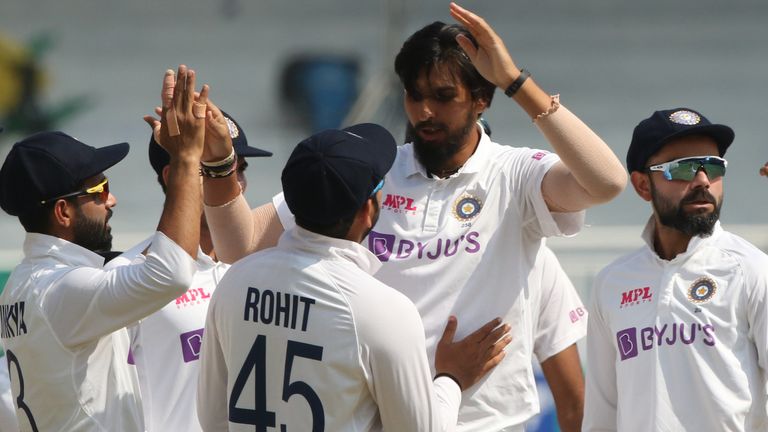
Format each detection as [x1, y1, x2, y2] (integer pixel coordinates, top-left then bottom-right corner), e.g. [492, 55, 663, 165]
[627, 108, 734, 173]
[282, 123, 396, 225]
[148, 110, 271, 176]
[0, 131, 129, 216]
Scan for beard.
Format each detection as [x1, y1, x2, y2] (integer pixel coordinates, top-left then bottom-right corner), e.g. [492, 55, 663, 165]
[650, 179, 722, 237]
[73, 206, 113, 253]
[411, 108, 477, 175]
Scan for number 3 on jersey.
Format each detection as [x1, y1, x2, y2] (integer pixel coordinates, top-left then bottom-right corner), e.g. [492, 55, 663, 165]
[229, 335, 325, 431]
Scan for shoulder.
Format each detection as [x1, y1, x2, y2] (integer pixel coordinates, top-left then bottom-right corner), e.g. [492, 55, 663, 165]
[593, 247, 649, 298]
[713, 230, 768, 275]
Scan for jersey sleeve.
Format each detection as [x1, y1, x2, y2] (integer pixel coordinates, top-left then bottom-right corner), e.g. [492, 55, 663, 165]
[357, 288, 460, 432]
[745, 254, 768, 387]
[583, 273, 619, 431]
[533, 248, 588, 362]
[504, 148, 584, 238]
[197, 292, 230, 431]
[40, 231, 195, 347]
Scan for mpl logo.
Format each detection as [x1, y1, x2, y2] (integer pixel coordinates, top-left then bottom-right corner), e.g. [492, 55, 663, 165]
[569, 307, 586, 323]
[620, 286, 652, 308]
[175, 287, 212, 308]
[382, 194, 418, 215]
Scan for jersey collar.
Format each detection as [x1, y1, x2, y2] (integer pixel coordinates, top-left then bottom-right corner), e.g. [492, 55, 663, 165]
[283, 226, 382, 275]
[641, 217, 723, 262]
[23, 232, 105, 268]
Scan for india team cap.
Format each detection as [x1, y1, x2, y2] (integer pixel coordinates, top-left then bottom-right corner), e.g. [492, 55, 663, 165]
[626, 107, 734, 173]
[0, 131, 129, 216]
[282, 123, 397, 225]
[148, 110, 272, 176]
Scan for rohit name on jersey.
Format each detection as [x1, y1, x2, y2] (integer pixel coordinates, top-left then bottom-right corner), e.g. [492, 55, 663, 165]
[244, 287, 315, 332]
[0, 301, 28, 339]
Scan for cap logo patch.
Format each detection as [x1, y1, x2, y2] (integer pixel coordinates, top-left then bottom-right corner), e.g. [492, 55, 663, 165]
[687, 277, 717, 304]
[453, 194, 482, 221]
[225, 117, 239, 139]
[669, 110, 701, 125]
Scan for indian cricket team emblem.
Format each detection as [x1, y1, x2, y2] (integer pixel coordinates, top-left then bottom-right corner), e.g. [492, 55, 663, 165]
[669, 110, 701, 125]
[225, 117, 240, 139]
[687, 277, 717, 304]
[453, 194, 482, 221]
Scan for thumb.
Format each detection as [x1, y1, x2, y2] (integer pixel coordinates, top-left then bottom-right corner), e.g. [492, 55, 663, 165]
[439, 315, 458, 345]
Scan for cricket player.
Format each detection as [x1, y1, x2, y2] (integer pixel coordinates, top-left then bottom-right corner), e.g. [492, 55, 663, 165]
[199, 4, 625, 431]
[584, 108, 768, 431]
[104, 107, 272, 431]
[197, 123, 511, 431]
[0, 65, 205, 431]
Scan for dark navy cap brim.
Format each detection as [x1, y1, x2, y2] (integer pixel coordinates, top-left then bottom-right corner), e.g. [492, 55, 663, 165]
[234, 145, 272, 158]
[656, 124, 734, 157]
[88, 142, 130, 179]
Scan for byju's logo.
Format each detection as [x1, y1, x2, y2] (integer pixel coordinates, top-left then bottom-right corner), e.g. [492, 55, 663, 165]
[368, 230, 481, 262]
[620, 287, 653, 308]
[616, 322, 715, 361]
[616, 328, 638, 360]
[382, 194, 418, 214]
[180, 328, 204, 362]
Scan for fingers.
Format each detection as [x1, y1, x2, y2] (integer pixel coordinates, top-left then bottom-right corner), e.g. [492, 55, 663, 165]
[162, 69, 175, 109]
[172, 65, 187, 113]
[480, 322, 511, 347]
[449, 2, 495, 44]
[480, 349, 507, 375]
[193, 84, 209, 120]
[143, 115, 160, 130]
[455, 34, 478, 58]
[439, 315, 458, 345]
[182, 68, 197, 113]
[463, 317, 502, 343]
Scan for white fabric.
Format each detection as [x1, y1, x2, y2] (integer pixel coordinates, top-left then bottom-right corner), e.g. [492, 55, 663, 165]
[274, 129, 587, 430]
[584, 219, 768, 432]
[0, 232, 194, 432]
[198, 226, 462, 431]
[0, 350, 19, 432]
[532, 246, 588, 363]
[106, 238, 228, 432]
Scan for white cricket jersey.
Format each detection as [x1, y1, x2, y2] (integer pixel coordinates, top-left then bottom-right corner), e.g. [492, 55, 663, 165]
[531, 246, 588, 364]
[106, 238, 228, 432]
[0, 232, 195, 432]
[198, 226, 461, 432]
[584, 219, 768, 432]
[0, 350, 19, 432]
[369, 131, 585, 431]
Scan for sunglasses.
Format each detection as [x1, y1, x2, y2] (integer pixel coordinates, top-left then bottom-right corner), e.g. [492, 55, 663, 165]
[40, 178, 110, 205]
[370, 178, 385, 197]
[646, 156, 727, 181]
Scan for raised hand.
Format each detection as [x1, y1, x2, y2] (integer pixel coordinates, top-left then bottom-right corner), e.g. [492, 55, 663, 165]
[449, 2, 520, 90]
[435, 316, 512, 390]
[201, 98, 234, 162]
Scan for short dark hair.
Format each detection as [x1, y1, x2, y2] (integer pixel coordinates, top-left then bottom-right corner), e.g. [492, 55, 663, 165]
[18, 205, 54, 234]
[394, 21, 496, 106]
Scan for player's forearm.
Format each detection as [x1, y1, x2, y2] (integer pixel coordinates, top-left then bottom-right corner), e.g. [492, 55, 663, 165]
[205, 196, 282, 263]
[536, 103, 627, 208]
[156, 156, 203, 257]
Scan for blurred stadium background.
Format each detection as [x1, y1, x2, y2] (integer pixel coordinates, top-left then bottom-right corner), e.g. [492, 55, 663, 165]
[1, 0, 767, 430]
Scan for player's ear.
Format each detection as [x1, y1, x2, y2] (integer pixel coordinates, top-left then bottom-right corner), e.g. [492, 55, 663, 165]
[52, 199, 75, 228]
[630, 171, 652, 202]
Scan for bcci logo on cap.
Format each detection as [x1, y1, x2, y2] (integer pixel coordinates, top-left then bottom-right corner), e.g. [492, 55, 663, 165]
[669, 110, 701, 125]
